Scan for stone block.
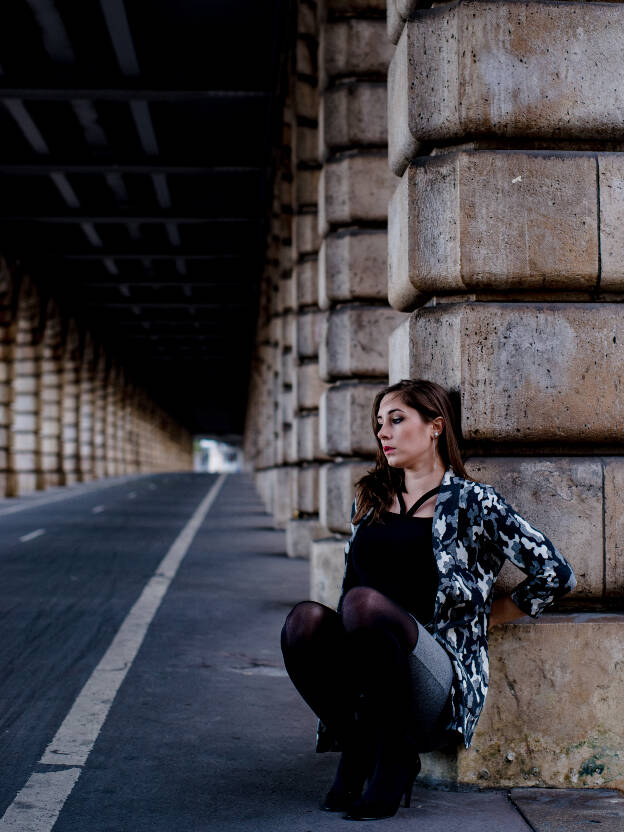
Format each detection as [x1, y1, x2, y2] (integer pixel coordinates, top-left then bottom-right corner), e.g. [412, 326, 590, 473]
[465, 457, 602, 600]
[319, 305, 404, 381]
[422, 614, 624, 791]
[13, 393, 37, 412]
[0, 363, 8, 383]
[318, 229, 388, 309]
[318, 153, 396, 236]
[293, 213, 320, 259]
[286, 517, 325, 559]
[41, 436, 59, 455]
[282, 312, 296, 351]
[320, 459, 371, 533]
[14, 452, 36, 471]
[295, 362, 327, 410]
[320, 0, 386, 16]
[295, 167, 320, 210]
[293, 258, 318, 309]
[297, 0, 317, 38]
[297, 463, 320, 514]
[389, 3, 624, 175]
[295, 78, 318, 121]
[296, 309, 323, 359]
[604, 458, 624, 600]
[294, 124, 319, 166]
[13, 376, 37, 394]
[12, 433, 36, 452]
[296, 36, 316, 77]
[310, 536, 348, 609]
[319, 381, 380, 457]
[388, 152, 599, 311]
[391, 302, 624, 442]
[320, 82, 387, 157]
[273, 465, 296, 529]
[319, 20, 392, 89]
[598, 153, 624, 290]
[13, 413, 36, 432]
[282, 351, 295, 388]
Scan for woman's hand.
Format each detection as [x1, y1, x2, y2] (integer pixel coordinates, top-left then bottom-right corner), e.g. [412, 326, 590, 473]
[488, 595, 527, 631]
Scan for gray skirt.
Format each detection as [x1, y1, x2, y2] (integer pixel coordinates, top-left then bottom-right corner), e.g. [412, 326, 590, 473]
[408, 618, 456, 752]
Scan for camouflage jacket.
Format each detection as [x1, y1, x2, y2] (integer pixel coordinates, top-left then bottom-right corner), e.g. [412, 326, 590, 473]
[319, 467, 577, 750]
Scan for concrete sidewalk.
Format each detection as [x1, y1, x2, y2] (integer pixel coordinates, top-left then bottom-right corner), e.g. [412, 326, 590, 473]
[210, 475, 624, 831]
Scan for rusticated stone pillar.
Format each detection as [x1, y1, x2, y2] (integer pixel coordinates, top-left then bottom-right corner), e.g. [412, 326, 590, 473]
[60, 320, 81, 485]
[386, 0, 624, 791]
[78, 332, 96, 481]
[311, 0, 404, 598]
[7, 276, 42, 496]
[40, 299, 64, 489]
[92, 347, 107, 479]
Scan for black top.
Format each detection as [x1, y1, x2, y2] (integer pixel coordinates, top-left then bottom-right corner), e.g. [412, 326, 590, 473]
[343, 487, 441, 626]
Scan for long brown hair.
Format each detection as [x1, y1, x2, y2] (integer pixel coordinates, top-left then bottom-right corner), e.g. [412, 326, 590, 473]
[353, 379, 469, 524]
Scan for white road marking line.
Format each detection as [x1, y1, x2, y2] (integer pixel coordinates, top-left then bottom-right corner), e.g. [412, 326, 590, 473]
[0, 769, 82, 832]
[91, 505, 105, 514]
[148, 483, 157, 490]
[127, 491, 137, 499]
[19, 529, 46, 543]
[0, 473, 227, 832]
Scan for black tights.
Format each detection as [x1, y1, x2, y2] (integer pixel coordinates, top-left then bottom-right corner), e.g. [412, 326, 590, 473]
[281, 587, 419, 742]
[281, 587, 421, 805]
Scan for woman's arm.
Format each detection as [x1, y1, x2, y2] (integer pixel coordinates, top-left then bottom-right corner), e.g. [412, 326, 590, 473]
[481, 486, 577, 619]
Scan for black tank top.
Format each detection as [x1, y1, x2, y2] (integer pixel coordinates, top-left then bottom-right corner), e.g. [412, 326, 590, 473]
[345, 487, 440, 626]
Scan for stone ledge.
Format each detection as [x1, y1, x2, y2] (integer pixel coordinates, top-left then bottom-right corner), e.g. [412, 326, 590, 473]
[422, 613, 624, 792]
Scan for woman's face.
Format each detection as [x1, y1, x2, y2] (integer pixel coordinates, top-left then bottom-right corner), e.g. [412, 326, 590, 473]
[376, 393, 439, 469]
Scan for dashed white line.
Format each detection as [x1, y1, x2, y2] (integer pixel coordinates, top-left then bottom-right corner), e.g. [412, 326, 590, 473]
[148, 484, 157, 490]
[19, 529, 46, 543]
[91, 505, 105, 514]
[127, 491, 137, 500]
[0, 473, 227, 832]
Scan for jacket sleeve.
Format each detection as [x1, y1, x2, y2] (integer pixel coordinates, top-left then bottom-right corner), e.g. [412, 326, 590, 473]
[481, 487, 577, 618]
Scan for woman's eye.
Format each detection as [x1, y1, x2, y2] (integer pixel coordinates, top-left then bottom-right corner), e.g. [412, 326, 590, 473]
[391, 417, 403, 424]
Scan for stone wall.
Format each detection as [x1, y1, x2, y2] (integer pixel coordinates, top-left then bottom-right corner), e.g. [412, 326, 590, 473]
[244, 0, 624, 793]
[0, 259, 192, 497]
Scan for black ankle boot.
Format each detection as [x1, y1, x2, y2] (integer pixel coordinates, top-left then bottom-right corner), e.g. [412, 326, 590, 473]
[343, 745, 421, 821]
[321, 748, 371, 812]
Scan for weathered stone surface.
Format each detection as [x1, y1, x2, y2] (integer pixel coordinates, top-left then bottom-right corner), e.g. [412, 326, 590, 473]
[466, 457, 601, 599]
[293, 212, 320, 259]
[295, 78, 318, 121]
[319, 381, 380, 457]
[319, 305, 404, 380]
[297, 463, 320, 514]
[319, 20, 392, 89]
[296, 36, 316, 77]
[296, 309, 323, 359]
[272, 465, 296, 529]
[421, 614, 624, 792]
[320, 82, 387, 157]
[286, 517, 325, 560]
[389, 3, 624, 175]
[319, 0, 386, 15]
[604, 458, 624, 600]
[293, 258, 318, 309]
[510, 787, 624, 830]
[319, 458, 371, 533]
[318, 229, 387, 309]
[295, 362, 327, 410]
[295, 410, 325, 461]
[388, 152, 599, 311]
[318, 153, 396, 236]
[598, 153, 624, 290]
[310, 537, 347, 609]
[293, 124, 319, 166]
[294, 167, 320, 209]
[390, 302, 624, 442]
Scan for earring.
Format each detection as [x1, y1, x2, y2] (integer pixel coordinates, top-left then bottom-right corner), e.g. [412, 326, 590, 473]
[433, 432, 439, 438]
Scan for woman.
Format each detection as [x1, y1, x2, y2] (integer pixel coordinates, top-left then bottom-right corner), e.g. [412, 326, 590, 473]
[281, 379, 576, 821]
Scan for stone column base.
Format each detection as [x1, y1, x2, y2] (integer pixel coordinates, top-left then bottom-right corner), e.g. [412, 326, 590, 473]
[421, 613, 624, 794]
[286, 517, 325, 559]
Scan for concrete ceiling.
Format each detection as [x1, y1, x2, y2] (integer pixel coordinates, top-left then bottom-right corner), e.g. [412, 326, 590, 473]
[0, 0, 293, 436]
